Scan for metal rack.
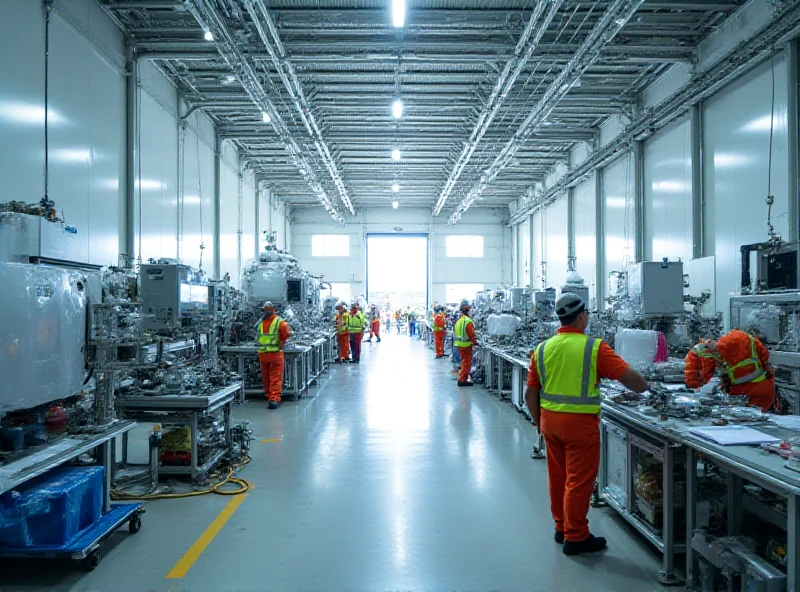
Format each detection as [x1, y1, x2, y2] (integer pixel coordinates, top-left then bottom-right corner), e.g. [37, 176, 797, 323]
[0, 421, 142, 570]
[115, 383, 240, 482]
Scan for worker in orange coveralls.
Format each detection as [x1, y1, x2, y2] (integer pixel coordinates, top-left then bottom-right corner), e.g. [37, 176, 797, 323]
[453, 301, 477, 386]
[525, 293, 648, 556]
[684, 339, 718, 389]
[713, 329, 775, 411]
[365, 304, 382, 343]
[257, 301, 292, 409]
[433, 306, 447, 358]
[334, 302, 350, 363]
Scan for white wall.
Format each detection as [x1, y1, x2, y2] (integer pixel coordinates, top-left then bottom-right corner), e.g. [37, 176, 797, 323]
[703, 55, 790, 322]
[543, 197, 569, 289]
[643, 115, 693, 263]
[291, 207, 512, 305]
[0, 0, 263, 279]
[603, 152, 636, 286]
[0, 0, 125, 266]
[572, 175, 597, 305]
[517, 217, 530, 287]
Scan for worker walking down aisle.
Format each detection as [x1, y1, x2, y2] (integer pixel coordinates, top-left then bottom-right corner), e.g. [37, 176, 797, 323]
[257, 301, 292, 409]
[365, 304, 381, 343]
[454, 302, 477, 386]
[433, 306, 447, 358]
[525, 294, 648, 555]
[348, 304, 364, 363]
[334, 303, 350, 363]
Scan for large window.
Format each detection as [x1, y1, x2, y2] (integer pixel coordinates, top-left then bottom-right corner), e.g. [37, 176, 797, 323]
[327, 283, 351, 304]
[446, 235, 484, 258]
[445, 283, 485, 305]
[311, 234, 349, 257]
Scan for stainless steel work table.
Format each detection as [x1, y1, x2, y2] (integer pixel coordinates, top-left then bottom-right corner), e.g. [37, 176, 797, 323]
[219, 343, 322, 399]
[115, 382, 240, 481]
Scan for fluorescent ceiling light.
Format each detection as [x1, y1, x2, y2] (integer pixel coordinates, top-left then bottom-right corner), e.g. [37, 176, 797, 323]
[204, 30, 214, 41]
[392, 148, 401, 161]
[392, 0, 405, 27]
[262, 111, 271, 123]
[392, 183, 400, 192]
[392, 99, 403, 119]
[392, 200, 399, 209]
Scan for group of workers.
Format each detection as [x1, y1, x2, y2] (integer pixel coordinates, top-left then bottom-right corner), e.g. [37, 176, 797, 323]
[257, 290, 777, 558]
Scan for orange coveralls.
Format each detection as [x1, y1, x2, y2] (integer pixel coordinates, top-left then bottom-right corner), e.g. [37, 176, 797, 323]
[433, 313, 446, 356]
[527, 327, 629, 542]
[684, 349, 717, 389]
[336, 312, 350, 361]
[370, 314, 381, 339]
[259, 318, 291, 403]
[457, 317, 477, 382]
[716, 330, 775, 411]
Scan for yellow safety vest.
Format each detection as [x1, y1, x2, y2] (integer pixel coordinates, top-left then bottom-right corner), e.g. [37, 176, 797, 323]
[258, 316, 283, 354]
[433, 314, 445, 332]
[337, 312, 350, 335]
[727, 336, 766, 385]
[454, 316, 474, 348]
[535, 332, 602, 414]
[348, 312, 364, 333]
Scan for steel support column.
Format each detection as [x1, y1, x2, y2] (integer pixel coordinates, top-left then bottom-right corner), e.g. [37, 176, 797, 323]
[691, 104, 705, 259]
[254, 181, 260, 259]
[596, 166, 606, 310]
[633, 138, 645, 262]
[213, 136, 222, 278]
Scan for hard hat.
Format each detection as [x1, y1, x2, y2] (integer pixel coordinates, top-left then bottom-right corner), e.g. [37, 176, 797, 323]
[459, 300, 471, 312]
[555, 293, 585, 319]
[336, 303, 344, 310]
[261, 301, 276, 312]
[694, 340, 717, 357]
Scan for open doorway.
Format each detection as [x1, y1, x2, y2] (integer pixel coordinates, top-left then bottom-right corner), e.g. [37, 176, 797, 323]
[366, 234, 428, 317]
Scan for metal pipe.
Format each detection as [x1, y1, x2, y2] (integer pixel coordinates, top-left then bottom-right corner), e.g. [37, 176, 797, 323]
[242, 0, 354, 216]
[214, 135, 221, 278]
[125, 50, 138, 260]
[431, 0, 563, 216]
[691, 104, 705, 259]
[788, 40, 799, 243]
[448, 0, 646, 224]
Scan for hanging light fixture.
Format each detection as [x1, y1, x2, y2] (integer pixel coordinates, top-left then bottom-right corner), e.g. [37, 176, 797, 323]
[204, 30, 214, 41]
[392, 200, 399, 209]
[392, 183, 400, 192]
[262, 111, 271, 123]
[392, 148, 401, 161]
[392, 99, 403, 119]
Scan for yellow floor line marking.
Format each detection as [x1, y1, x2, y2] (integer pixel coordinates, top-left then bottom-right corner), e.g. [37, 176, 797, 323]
[165, 494, 248, 579]
[260, 437, 282, 443]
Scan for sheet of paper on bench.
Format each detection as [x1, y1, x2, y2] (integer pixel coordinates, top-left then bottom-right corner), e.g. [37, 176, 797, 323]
[688, 426, 781, 446]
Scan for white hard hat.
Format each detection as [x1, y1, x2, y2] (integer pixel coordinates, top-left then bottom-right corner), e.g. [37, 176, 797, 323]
[555, 293, 585, 318]
[261, 301, 276, 311]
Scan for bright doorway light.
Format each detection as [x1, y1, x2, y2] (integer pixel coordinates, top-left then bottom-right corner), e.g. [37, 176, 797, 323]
[392, 148, 401, 161]
[392, 200, 399, 209]
[392, 183, 400, 192]
[392, 0, 406, 28]
[392, 99, 404, 119]
[204, 30, 214, 41]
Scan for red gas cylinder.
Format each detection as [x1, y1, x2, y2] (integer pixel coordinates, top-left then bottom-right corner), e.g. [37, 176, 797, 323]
[45, 406, 68, 435]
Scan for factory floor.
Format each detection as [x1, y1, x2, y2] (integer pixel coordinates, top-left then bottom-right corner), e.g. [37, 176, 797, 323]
[1, 334, 682, 592]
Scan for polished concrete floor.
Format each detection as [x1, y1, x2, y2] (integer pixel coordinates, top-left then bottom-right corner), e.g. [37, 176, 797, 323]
[1, 334, 682, 592]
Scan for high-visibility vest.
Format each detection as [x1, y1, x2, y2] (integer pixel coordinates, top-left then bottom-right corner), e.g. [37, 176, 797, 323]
[433, 314, 445, 332]
[727, 335, 766, 385]
[348, 312, 365, 333]
[258, 316, 284, 354]
[454, 315, 474, 347]
[535, 332, 602, 415]
[337, 312, 350, 335]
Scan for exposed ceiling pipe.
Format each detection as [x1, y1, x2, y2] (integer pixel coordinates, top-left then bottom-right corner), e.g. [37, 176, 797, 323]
[185, 0, 345, 224]
[447, 0, 646, 225]
[429, 0, 562, 216]
[241, 0, 354, 216]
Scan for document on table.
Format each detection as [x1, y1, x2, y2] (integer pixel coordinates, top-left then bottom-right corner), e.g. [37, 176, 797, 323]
[688, 426, 781, 446]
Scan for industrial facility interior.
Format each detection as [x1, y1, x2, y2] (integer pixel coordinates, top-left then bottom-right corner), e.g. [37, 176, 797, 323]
[4, 0, 800, 590]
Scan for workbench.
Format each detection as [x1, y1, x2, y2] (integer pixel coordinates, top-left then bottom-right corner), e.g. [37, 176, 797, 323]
[116, 382, 240, 481]
[601, 397, 800, 590]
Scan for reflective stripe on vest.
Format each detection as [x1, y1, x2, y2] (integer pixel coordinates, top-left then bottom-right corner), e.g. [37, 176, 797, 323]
[728, 335, 766, 385]
[536, 333, 601, 414]
[258, 316, 283, 354]
[348, 312, 364, 333]
[454, 316, 473, 348]
[337, 313, 350, 335]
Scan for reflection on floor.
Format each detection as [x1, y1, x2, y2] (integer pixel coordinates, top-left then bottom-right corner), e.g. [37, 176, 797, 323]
[0, 332, 682, 592]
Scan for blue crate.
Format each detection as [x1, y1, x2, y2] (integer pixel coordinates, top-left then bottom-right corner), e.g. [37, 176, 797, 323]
[0, 467, 104, 548]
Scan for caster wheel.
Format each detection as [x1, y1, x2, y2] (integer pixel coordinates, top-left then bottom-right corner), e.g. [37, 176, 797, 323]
[129, 515, 142, 534]
[82, 549, 101, 571]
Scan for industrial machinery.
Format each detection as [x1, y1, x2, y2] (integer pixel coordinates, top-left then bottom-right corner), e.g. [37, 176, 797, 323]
[741, 240, 800, 294]
[139, 261, 210, 332]
[628, 260, 685, 318]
